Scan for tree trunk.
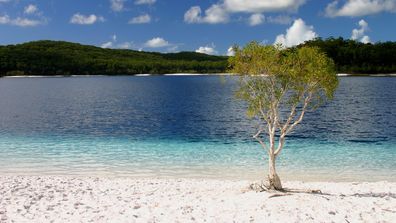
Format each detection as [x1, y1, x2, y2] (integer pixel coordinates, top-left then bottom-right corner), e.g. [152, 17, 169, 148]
[268, 154, 282, 190]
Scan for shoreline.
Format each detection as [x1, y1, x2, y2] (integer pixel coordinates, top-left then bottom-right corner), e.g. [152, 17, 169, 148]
[1, 174, 395, 184]
[0, 171, 395, 183]
[1, 73, 396, 78]
[1, 176, 395, 222]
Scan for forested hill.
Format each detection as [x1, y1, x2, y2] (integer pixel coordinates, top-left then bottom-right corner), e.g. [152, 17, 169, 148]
[0, 40, 228, 76]
[1, 39, 396, 76]
[302, 38, 396, 74]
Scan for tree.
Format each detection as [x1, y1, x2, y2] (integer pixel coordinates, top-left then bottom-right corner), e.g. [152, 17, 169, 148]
[229, 42, 338, 190]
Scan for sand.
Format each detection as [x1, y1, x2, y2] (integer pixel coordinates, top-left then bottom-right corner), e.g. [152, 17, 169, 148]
[0, 176, 395, 222]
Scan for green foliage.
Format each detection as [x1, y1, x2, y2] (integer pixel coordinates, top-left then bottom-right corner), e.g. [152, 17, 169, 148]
[228, 42, 283, 76]
[0, 40, 228, 76]
[303, 37, 396, 74]
[286, 46, 338, 104]
[229, 42, 338, 120]
[2, 38, 395, 77]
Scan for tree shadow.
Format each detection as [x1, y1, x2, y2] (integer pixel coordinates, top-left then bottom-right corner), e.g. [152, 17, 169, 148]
[342, 192, 396, 199]
[249, 182, 396, 199]
[249, 182, 328, 196]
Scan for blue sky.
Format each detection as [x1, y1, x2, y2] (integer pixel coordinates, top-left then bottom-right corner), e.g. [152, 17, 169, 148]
[0, 0, 395, 55]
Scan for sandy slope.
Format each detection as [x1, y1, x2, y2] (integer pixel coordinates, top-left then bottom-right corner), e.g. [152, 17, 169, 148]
[0, 176, 395, 222]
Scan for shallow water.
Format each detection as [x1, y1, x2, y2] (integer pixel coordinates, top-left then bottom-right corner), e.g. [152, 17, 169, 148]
[0, 76, 395, 181]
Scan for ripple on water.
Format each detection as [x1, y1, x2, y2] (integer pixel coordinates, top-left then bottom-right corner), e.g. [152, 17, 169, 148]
[0, 76, 395, 181]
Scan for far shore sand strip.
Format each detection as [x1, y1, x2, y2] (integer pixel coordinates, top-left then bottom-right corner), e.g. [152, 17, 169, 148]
[0, 176, 395, 222]
[2, 73, 396, 78]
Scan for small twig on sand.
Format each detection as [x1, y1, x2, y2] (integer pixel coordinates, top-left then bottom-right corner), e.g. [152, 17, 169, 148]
[268, 193, 293, 198]
[284, 188, 323, 194]
[147, 188, 159, 196]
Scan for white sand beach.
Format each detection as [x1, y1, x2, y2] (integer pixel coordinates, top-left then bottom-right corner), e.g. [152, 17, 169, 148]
[0, 176, 395, 222]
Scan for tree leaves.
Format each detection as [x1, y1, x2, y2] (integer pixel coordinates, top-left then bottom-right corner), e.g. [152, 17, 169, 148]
[228, 42, 339, 157]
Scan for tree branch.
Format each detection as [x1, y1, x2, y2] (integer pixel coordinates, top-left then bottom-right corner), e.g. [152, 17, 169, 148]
[275, 92, 312, 156]
[253, 127, 269, 153]
[285, 93, 313, 135]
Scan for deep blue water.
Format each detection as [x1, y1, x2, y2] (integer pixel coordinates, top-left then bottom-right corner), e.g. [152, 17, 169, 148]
[0, 76, 395, 181]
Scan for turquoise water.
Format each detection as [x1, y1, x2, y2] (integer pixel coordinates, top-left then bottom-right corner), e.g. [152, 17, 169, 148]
[0, 76, 395, 181]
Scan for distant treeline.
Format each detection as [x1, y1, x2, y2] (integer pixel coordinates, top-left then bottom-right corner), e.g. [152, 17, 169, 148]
[302, 37, 396, 74]
[1, 38, 396, 76]
[0, 41, 228, 76]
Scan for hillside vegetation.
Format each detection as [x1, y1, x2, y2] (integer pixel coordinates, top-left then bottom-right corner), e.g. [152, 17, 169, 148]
[302, 37, 396, 74]
[1, 38, 396, 76]
[0, 41, 228, 76]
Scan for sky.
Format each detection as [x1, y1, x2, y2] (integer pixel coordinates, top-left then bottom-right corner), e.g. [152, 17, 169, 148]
[0, 0, 396, 55]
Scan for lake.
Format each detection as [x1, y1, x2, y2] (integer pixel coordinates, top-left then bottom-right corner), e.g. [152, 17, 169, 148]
[0, 76, 395, 181]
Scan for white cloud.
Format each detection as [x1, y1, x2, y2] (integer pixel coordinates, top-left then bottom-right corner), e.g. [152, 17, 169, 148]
[135, 0, 156, 5]
[184, 5, 229, 24]
[184, 6, 202, 23]
[144, 37, 170, 48]
[0, 4, 47, 27]
[185, 0, 305, 24]
[101, 34, 135, 49]
[325, 0, 396, 17]
[195, 45, 218, 55]
[247, 14, 292, 26]
[70, 13, 104, 25]
[117, 42, 134, 49]
[226, 46, 235, 56]
[111, 0, 125, 12]
[351, 19, 368, 39]
[128, 14, 151, 24]
[0, 14, 44, 27]
[0, 3, 47, 27]
[351, 19, 371, 43]
[203, 4, 229, 24]
[12, 17, 42, 27]
[360, 35, 371, 43]
[101, 41, 113, 48]
[274, 18, 317, 47]
[24, 4, 38, 15]
[249, 13, 264, 26]
[0, 4, 46, 27]
[224, 0, 306, 13]
[0, 15, 10, 24]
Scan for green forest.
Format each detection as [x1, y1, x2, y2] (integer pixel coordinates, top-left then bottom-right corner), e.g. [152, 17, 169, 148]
[302, 37, 396, 74]
[0, 38, 396, 76]
[0, 40, 228, 76]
